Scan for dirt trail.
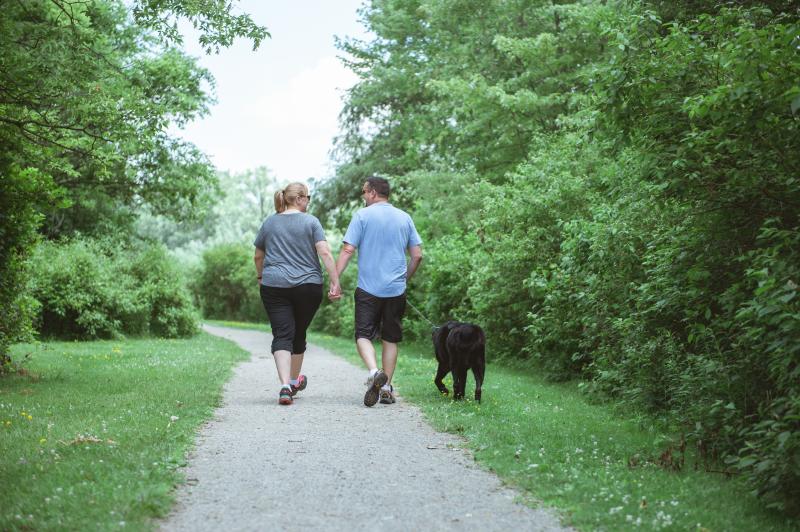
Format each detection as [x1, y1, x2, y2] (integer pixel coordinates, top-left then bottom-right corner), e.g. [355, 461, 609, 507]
[159, 324, 569, 531]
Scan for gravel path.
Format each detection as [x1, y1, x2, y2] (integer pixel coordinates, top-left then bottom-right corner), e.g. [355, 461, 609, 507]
[159, 324, 569, 532]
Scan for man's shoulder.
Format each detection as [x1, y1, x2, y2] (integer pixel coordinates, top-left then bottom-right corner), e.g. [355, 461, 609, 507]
[362, 203, 411, 219]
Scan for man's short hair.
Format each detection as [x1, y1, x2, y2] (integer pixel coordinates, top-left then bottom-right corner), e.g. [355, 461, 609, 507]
[365, 177, 390, 198]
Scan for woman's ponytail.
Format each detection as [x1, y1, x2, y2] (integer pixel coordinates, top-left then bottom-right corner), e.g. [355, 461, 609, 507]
[273, 183, 307, 213]
[274, 189, 286, 213]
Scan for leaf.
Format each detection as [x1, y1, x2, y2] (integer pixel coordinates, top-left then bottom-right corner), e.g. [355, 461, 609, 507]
[779, 291, 796, 303]
[738, 457, 757, 468]
[792, 95, 800, 115]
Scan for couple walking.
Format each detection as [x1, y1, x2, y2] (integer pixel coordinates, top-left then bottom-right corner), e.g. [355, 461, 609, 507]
[253, 177, 423, 406]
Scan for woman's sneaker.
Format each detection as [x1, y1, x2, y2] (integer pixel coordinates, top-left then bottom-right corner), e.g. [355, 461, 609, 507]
[364, 370, 388, 407]
[279, 386, 293, 405]
[379, 384, 396, 404]
[290, 375, 307, 396]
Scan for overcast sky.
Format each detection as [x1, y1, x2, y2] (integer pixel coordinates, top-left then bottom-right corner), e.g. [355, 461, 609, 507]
[176, 1, 369, 184]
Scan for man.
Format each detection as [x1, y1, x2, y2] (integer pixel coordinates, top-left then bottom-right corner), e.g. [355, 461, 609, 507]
[335, 177, 423, 407]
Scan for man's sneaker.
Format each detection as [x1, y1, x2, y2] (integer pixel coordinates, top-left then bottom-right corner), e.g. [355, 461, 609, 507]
[379, 385, 396, 404]
[279, 386, 293, 405]
[291, 374, 307, 396]
[364, 370, 388, 407]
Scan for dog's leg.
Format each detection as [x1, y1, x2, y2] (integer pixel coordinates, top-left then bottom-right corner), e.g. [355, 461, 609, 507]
[434, 363, 450, 395]
[433, 325, 451, 396]
[452, 365, 467, 400]
[472, 361, 484, 403]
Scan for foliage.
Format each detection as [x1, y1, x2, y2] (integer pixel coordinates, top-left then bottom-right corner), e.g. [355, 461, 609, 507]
[192, 242, 265, 323]
[28, 238, 198, 339]
[321, 0, 800, 512]
[307, 238, 358, 337]
[137, 166, 282, 263]
[0, 167, 61, 372]
[130, 0, 269, 53]
[0, 0, 267, 365]
[0, 0, 224, 236]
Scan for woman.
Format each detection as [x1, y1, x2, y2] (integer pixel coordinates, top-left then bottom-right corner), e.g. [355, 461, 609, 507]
[254, 182, 341, 405]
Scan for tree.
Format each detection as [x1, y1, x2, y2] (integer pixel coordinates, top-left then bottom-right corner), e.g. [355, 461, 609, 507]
[318, 0, 613, 223]
[0, 0, 268, 366]
[136, 166, 281, 259]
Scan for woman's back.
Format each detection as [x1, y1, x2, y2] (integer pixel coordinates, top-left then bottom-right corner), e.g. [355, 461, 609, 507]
[254, 213, 324, 287]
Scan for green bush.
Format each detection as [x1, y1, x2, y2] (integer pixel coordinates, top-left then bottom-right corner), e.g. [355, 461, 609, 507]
[192, 242, 264, 322]
[125, 244, 199, 338]
[28, 238, 197, 339]
[0, 166, 59, 370]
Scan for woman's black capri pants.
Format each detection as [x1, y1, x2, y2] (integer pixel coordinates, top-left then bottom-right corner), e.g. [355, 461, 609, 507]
[259, 283, 323, 354]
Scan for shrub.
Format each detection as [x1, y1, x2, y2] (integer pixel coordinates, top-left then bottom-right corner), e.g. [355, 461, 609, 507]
[0, 166, 56, 371]
[192, 242, 264, 322]
[124, 244, 199, 338]
[28, 238, 197, 339]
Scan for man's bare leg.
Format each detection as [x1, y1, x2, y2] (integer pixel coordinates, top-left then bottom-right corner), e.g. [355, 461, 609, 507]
[381, 340, 398, 383]
[356, 338, 378, 371]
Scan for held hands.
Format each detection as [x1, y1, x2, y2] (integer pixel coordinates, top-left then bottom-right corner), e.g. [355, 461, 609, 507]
[328, 281, 342, 302]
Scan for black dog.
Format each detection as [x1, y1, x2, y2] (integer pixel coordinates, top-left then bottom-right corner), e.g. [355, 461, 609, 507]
[432, 321, 485, 402]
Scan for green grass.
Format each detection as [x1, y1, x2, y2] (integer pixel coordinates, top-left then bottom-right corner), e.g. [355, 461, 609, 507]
[5, 322, 796, 531]
[203, 319, 270, 333]
[307, 329, 799, 532]
[0, 334, 249, 531]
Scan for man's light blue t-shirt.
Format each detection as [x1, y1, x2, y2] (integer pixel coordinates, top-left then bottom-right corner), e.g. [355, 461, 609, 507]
[343, 202, 422, 298]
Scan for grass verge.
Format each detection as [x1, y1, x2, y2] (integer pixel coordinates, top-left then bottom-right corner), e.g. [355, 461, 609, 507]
[0, 333, 249, 531]
[307, 328, 798, 532]
[203, 319, 270, 333]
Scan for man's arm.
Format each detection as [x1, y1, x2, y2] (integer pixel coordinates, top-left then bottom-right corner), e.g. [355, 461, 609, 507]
[254, 247, 265, 286]
[335, 242, 356, 277]
[406, 245, 423, 281]
[315, 240, 341, 299]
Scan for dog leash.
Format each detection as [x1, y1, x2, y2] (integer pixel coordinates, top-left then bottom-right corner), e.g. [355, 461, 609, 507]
[405, 298, 439, 330]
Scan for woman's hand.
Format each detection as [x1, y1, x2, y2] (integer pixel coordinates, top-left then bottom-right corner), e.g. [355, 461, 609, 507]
[328, 281, 342, 301]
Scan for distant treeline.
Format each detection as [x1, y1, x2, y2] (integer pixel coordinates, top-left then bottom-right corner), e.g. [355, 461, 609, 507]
[312, 0, 800, 512]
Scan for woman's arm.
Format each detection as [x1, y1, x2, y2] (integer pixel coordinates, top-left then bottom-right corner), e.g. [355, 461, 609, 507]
[254, 247, 265, 287]
[315, 240, 341, 299]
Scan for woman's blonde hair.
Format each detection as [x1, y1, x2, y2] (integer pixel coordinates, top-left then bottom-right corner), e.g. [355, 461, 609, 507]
[274, 182, 308, 213]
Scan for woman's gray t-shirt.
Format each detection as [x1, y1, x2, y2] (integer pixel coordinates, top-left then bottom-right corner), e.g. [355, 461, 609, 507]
[253, 213, 326, 287]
